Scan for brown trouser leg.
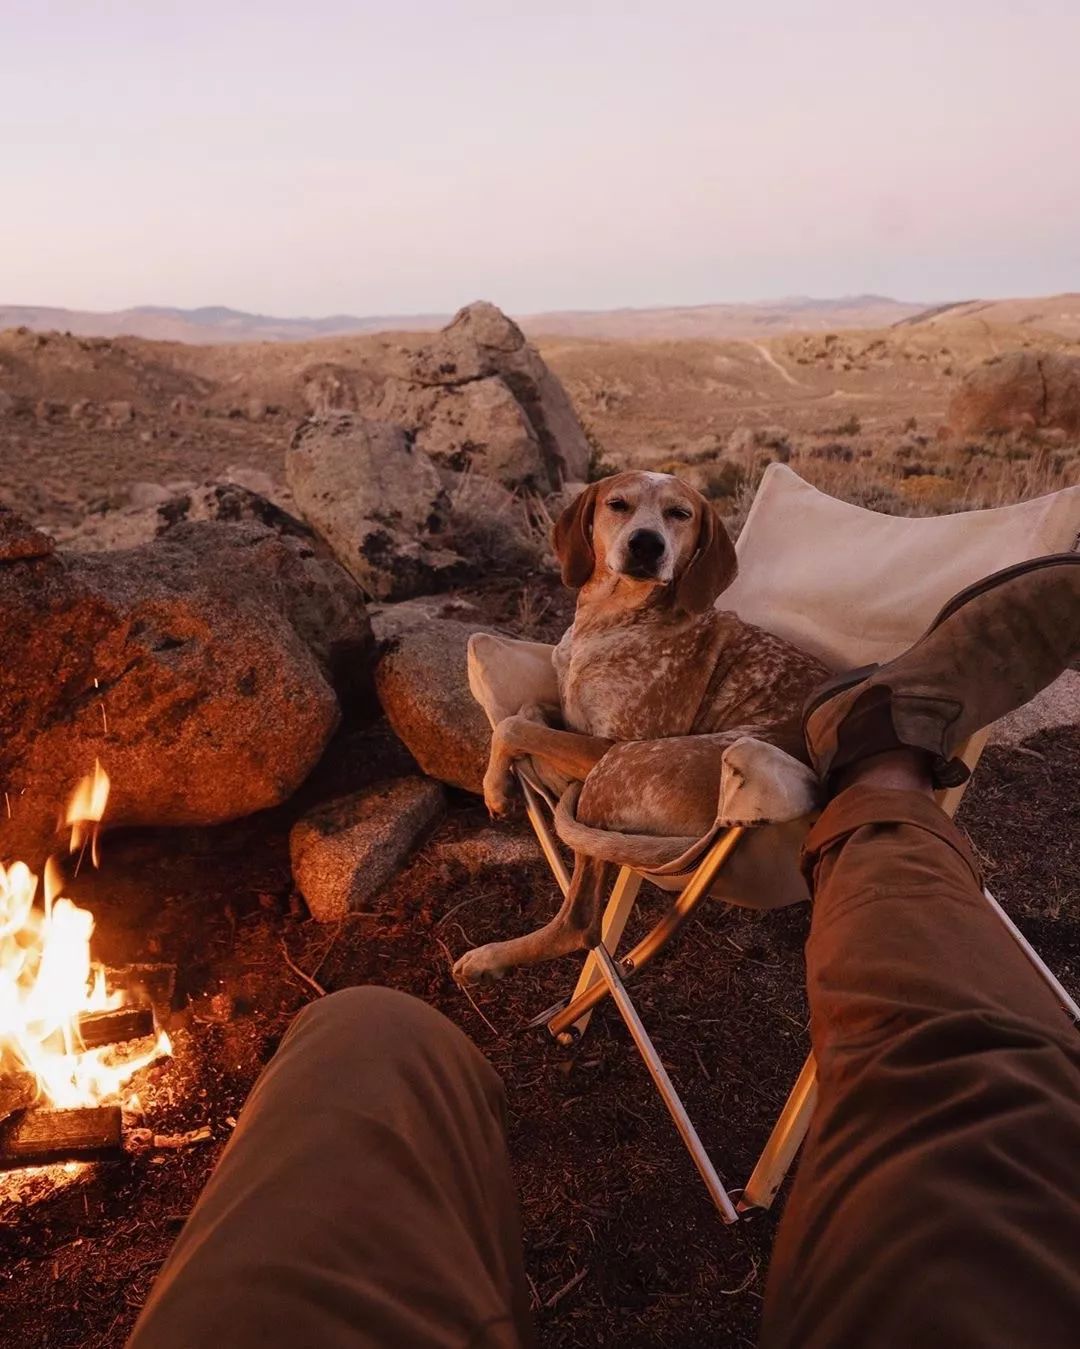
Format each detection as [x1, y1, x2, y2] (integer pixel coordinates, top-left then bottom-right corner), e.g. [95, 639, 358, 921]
[762, 787, 1080, 1349]
[128, 987, 534, 1349]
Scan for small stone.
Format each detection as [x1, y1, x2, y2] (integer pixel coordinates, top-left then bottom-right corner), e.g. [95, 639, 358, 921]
[291, 776, 446, 921]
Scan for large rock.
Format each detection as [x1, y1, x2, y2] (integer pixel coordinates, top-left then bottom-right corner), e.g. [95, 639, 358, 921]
[290, 776, 445, 921]
[58, 480, 304, 554]
[287, 414, 468, 601]
[0, 516, 373, 863]
[946, 351, 1080, 438]
[380, 301, 590, 490]
[377, 375, 543, 487]
[374, 620, 492, 795]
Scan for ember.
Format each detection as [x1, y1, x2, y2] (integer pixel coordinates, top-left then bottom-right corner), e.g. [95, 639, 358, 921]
[0, 763, 170, 1129]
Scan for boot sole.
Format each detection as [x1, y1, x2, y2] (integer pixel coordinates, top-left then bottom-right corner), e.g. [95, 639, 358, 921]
[802, 552, 1080, 725]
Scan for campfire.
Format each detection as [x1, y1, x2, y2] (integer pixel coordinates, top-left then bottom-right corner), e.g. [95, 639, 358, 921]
[0, 763, 171, 1169]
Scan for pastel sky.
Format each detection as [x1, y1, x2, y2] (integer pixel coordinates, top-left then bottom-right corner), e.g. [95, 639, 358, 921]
[3, 0, 1078, 315]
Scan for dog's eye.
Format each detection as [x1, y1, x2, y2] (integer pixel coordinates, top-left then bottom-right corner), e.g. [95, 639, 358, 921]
[665, 506, 693, 521]
[607, 498, 630, 512]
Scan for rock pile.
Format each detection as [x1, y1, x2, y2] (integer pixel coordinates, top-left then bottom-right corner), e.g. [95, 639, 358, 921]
[0, 300, 586, 913]
[286, 301, 588, 600]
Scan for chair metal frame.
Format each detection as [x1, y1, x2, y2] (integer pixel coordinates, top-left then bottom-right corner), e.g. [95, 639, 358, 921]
[518, 758, 1079, 1223]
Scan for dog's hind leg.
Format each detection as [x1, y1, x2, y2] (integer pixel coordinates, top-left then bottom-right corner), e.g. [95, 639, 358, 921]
[453, 852, 613, 985]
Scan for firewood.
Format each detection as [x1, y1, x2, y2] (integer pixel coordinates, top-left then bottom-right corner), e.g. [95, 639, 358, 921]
[77, 1005, 155, 1048]
[0, 1072, 37, 1125]
[0, 1105, 123, 1170]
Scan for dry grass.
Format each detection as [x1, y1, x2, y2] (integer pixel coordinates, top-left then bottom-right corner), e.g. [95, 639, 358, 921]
[446, 469, 554, 572]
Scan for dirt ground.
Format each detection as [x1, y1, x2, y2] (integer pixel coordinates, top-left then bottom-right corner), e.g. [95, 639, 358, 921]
[1, 706, 1076, 1349]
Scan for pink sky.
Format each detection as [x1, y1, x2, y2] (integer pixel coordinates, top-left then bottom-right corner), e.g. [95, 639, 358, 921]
[3, 0, 1078, 315]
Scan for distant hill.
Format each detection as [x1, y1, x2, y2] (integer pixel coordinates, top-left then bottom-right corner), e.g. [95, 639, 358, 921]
[897, 293, 1080, 342]
[4, 293, 1078, 345]
[522, 294, 929, 339]
[0, 295, 931, 345]
[0, 304, 447, 345]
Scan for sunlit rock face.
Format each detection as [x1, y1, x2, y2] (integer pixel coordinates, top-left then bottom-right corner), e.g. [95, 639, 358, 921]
[0, 513, 373, 865]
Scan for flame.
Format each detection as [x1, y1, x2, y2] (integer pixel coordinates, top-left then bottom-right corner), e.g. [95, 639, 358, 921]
[0, 764, 170, 1111]
[66, 759, 110, 868]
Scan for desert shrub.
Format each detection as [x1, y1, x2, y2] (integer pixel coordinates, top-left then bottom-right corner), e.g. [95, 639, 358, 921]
[447, 471, 551, 572]
[903, 415, 918, 432]
[726, 425, 791, 460]
[899, 474, 957, 507]
[809, 442, 854, 463]
[695, 460, 744, 500]
[716, 480, 759, 540]
[583, 422, 619, 481]
[825, 413, 862, 436]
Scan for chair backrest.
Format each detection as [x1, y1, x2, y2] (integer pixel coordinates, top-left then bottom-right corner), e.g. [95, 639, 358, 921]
[723, 465, 1080, 814]
[724, 464, 1080, 670]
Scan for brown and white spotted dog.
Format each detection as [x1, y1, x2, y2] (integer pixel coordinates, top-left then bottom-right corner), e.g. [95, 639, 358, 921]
[453, 470, 829, 985]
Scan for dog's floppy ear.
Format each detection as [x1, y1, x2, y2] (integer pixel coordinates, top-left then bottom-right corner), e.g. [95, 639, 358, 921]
[552, 483, 600, 588]
[675, 501, 738, 614]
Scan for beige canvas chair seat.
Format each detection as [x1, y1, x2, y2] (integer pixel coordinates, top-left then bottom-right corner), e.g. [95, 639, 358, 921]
[466, 464, 1080, 1222]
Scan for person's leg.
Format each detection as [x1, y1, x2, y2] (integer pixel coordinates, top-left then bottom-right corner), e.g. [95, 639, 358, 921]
[761, 753, 1080, 1349]
[128, 987, 534, 1349]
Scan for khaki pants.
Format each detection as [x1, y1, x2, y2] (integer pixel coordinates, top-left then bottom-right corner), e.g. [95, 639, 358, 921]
[129, 788, 1080, 1348]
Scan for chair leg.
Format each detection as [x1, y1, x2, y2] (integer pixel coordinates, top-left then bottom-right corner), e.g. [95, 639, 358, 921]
[983, 887, 1080, 1025]
[739, 1053, 818, 1212]
[556, 868, 643, 1045]
[518, 772, 572, 896]
[592, 942, 740, 1224]
[547, 827, 747, 1038]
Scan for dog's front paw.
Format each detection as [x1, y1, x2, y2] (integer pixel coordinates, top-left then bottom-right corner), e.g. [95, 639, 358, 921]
[482, 766, 519, 822]
[453, 944, 508, 986]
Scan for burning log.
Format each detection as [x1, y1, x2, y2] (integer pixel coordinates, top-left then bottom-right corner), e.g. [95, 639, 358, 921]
[0, 1105, 122, 1170]
[0, 1071, 37, 1124]
[76, 1005, 155, 1049]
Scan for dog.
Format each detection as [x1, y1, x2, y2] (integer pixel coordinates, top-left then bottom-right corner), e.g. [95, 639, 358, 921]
[453, 470, 829, 985]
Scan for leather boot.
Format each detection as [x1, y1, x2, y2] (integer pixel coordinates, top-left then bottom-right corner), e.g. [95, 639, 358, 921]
[804, 553, 1080, 787]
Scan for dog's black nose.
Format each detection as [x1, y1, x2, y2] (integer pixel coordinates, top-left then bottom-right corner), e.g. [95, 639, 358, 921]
[627, 529, 665, 565]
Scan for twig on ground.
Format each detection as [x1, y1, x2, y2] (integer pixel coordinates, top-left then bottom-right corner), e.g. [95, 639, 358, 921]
[434, 891, 495, 929]
[309, 920, 345, 984]
[433, 935, 500, 1038]
[279, 938, 327, 999]
[720, 1256, 760, 1296]
[544, 1265, 588, 1310]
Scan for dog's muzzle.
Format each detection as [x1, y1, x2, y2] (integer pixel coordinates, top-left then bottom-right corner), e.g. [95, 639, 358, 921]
[622, 528, 666, 579]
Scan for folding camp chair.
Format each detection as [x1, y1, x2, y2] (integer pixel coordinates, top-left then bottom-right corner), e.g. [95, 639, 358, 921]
[467, 464, 1080, 1224]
